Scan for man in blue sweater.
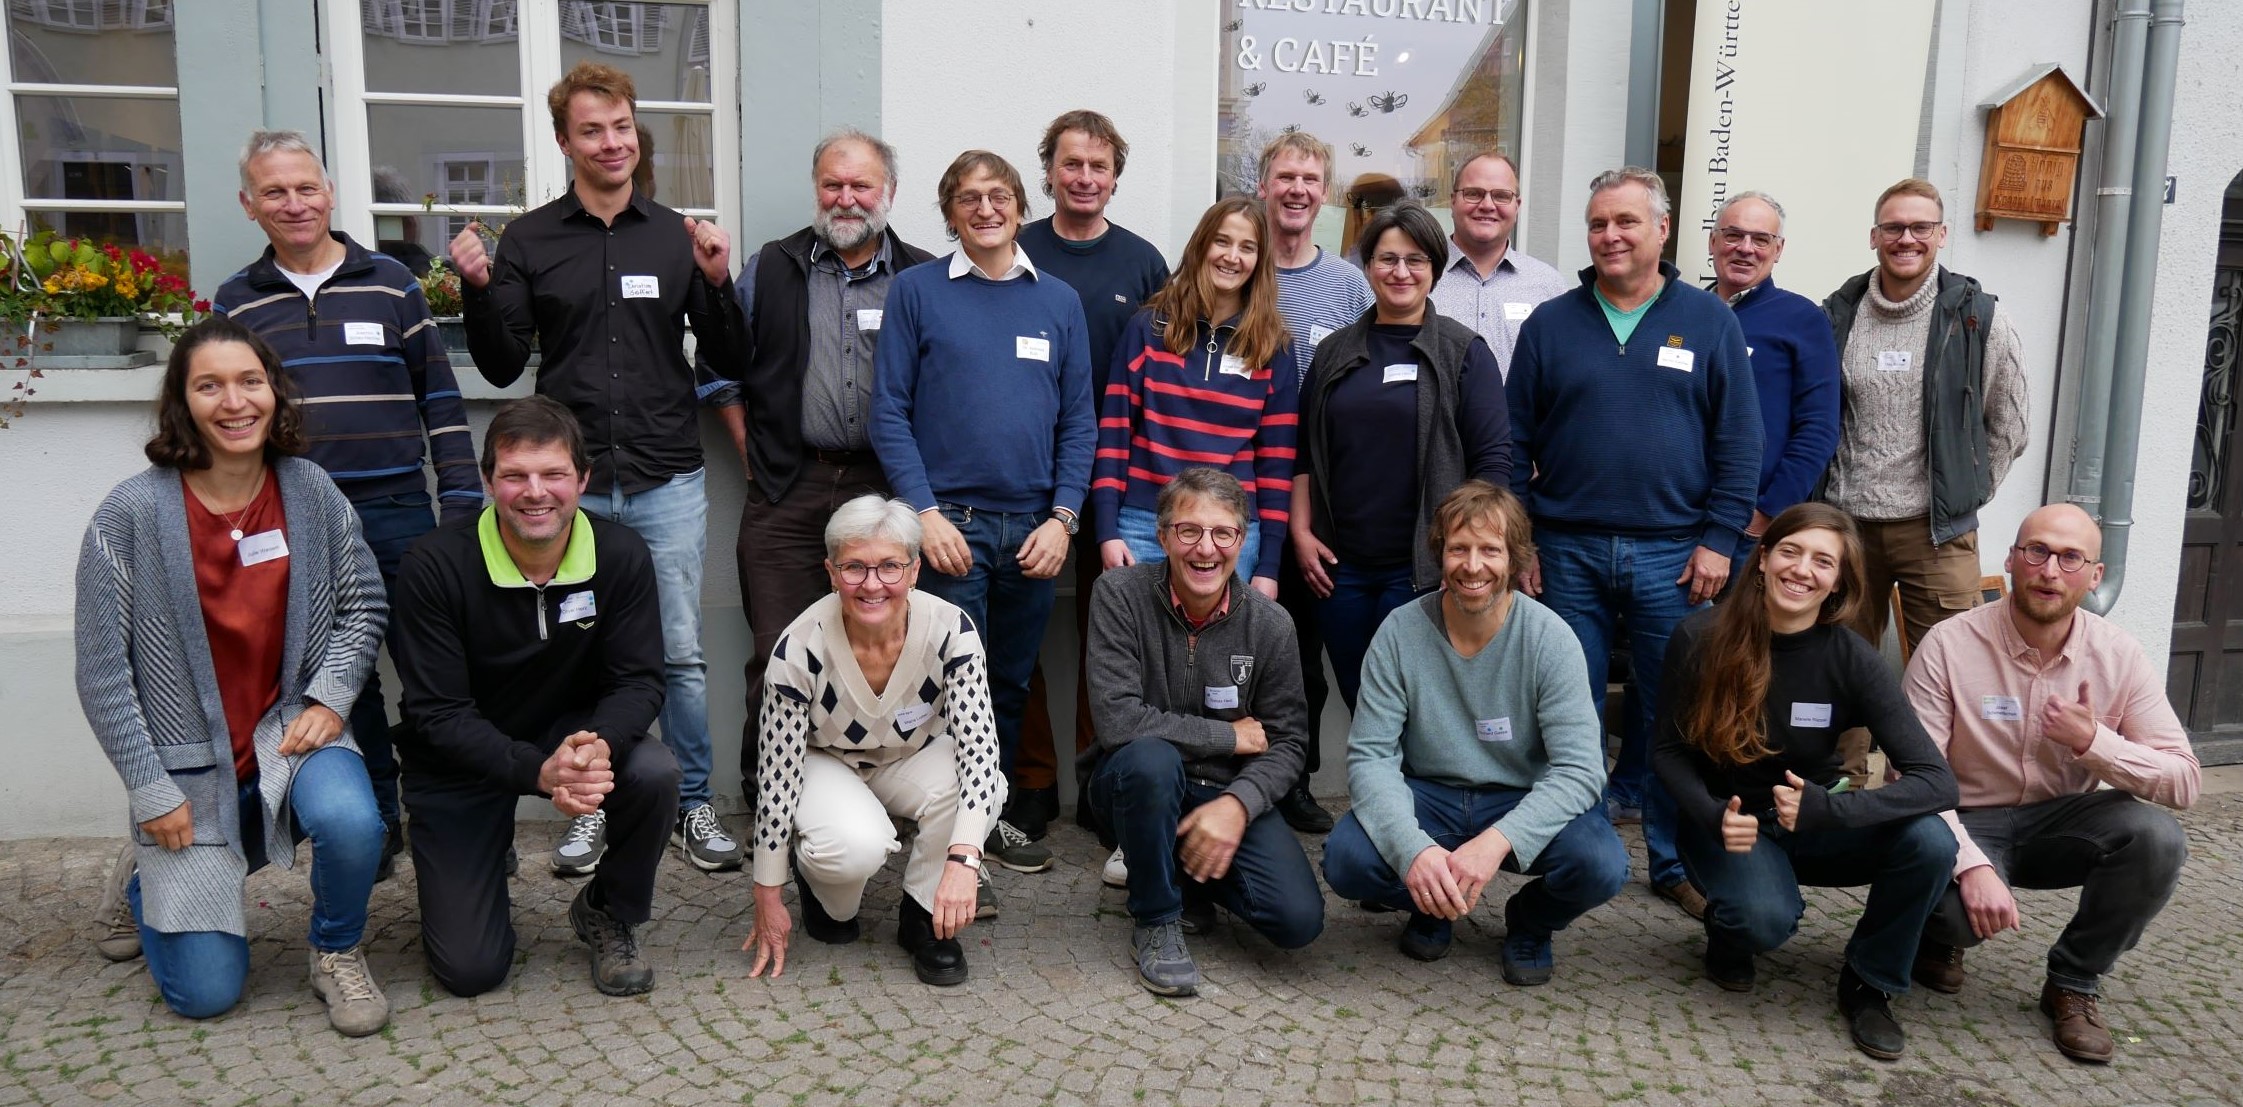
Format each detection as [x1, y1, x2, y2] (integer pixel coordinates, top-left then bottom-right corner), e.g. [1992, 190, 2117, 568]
[1506, 167, 1762, 922]
[870, 150, 1096, 875]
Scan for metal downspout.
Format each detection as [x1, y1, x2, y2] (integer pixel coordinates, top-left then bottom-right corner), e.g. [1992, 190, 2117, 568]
[2064, 0, 2152, 510]
[2087, 0, 2186, 614]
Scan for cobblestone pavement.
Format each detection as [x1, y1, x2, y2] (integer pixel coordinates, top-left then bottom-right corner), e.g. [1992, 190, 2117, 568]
[2, 796, 2239, 1107]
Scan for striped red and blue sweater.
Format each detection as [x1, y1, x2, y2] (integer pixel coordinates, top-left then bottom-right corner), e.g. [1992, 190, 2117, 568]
[212, 233, 480, 519]
[1090, 310, 1300, 580]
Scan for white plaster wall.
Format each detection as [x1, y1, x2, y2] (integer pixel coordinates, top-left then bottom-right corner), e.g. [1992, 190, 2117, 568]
[1548, 0, 1633, 274]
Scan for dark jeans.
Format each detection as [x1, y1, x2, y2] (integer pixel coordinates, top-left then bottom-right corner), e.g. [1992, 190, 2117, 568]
[1086, 738, 1324, 949]
[1315, 561, 1425, 711]
[348, 492, 438, 830]
[915, 504, 1058, 786]
[1924, 791, 2189, 995]
[1678, 810, 1956, 995]
[404, 727, 680, 997]
[1275, 543, 1329, 782]
[733, 454, 891, 800]
[1322, 777, 1629, 938]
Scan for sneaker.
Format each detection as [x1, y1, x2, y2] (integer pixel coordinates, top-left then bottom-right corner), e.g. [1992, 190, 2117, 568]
[308, 946, 391, 1037]
[974, 864, 1000, 920]
[1398, 912, 1453, 963]
[673, 803, 743, 872]
[552, 811, 607, 877]
[1178, 893, 1218, 936]
[504, 845, 519, 877]
[983, 820, 1055, 874]
[1130, 921, 1199, 996]
[1654, 878, 1708, 921]
[2038, 980, 2115, 1063]
[1101, 847, 1129, 889]
[1500, 930, 1555, 987]
[94, 842, 141, 963]
[568, 885, 653, 996]
[1912, 940, 1966, 994]
[1704, 936, 1756, 992]
[373, 823, 403, 885]
[1275, 785, 1335, 834]
[1837, 963, 1906, 1060]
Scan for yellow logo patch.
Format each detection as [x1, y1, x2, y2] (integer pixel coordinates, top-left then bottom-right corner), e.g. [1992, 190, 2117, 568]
[1666, 335, 1685, 348]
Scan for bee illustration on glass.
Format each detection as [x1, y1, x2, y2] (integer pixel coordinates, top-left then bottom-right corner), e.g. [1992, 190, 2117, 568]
[1350, 143, 1372, 157]
[1367, 91, 1410, 114]
[1345, 102, 1368, 118]
[1243, 81, 1267, 97]
[1223, 18, 1243, 31]
[1303, 89, 1326, 106]
[1280, 124, 1303, 135]
[1411, 182, 1436, 199]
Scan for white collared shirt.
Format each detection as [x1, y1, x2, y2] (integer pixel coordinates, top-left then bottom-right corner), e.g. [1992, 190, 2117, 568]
[947, 245, 1038, 283]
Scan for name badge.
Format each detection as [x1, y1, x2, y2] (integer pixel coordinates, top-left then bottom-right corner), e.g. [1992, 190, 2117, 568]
[856, 308, 883, 331]
[1656, 346, 1695, 373]
[1204, 684, 1240, 710]
[895, 702, 936, 731]
[1016, 336, 1051, 362]
[343, 321, 385, 346]
[1981, 694, 2024, 722]
[1502, 301, 1534, 323]
[1219, 354, 1250, 378]
[237, 529, 288, 567]
[1382, 363, 1418, 385]
[1746, 345, 1756, 357]
[1790, 702, 1834, 728]
[557, 589, 597, 622]
[620, 275, 660, 299]
[1475, 717, 1513, 743]
[1308, 324, 1334, 348]
[1877, 350, 1913, 372]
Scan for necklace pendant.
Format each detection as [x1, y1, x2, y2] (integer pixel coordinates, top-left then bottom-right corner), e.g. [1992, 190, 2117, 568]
[230, 528, 244, 541]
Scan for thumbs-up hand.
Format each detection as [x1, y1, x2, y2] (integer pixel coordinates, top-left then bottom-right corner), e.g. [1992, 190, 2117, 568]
[685, 216, 730, 285]
[1771, 770, 1806, 831]
[1720, 795, 1758, 853]
[2042, 680, 2098, 755]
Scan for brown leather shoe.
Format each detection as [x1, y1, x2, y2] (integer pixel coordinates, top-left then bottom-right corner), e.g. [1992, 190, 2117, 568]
[1911, 941, 1965, 994]
[1654, 879, 1708, 921]
[2038, 981, 2115, 1063]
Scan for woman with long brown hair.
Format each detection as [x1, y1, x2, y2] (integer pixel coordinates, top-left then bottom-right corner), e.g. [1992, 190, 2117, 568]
[1652, 502, 1958, 1062]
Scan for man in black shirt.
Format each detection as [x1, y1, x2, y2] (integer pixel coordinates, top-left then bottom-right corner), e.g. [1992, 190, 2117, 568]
[452, 61, 745, 877]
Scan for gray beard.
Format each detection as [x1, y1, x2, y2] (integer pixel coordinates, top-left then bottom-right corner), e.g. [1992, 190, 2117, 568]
[815, 208, 887, 253]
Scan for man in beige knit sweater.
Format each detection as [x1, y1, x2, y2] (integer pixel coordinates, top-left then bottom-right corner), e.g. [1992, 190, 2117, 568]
[1820, 179, 2028, 656]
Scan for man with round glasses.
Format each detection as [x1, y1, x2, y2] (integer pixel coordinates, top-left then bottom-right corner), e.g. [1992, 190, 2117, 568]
[1428, 151, 1569, 380]
[1902, 503, 2197, 1064]
[1820, 178, 2028, 656]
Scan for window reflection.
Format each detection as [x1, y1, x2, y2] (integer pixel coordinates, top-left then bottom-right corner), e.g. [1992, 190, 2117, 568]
[366, 104, 524, 257]
[361, 0, 523, 96]
[7, 0, 178, 86]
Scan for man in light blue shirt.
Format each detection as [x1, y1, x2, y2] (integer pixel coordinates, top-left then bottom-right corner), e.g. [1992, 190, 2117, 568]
[1426, 152, 1570, 381]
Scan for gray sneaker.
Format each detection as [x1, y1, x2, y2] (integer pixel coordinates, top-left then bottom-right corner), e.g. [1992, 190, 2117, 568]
[552, 811, 607, 876]
[984, 819, 1054, 874]
[95, 841, 141, 963]
[308, 946, 391, 1037]
[1131, 921, 1200, 996]
[569, 885, 653, 996]
[673, 803, 743, 872]
[974, 863, 1000, 920]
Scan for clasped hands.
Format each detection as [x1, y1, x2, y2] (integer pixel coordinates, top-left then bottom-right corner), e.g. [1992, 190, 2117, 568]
[538, 731, 614, 818]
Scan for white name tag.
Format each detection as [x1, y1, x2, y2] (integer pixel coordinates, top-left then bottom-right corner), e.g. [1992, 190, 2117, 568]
[1656, 346, 1695, 373]
[343, 321, 385, 346]
[1382, 363, 1418, 385]
[1502, 301, 1534, 323]
[237, 528, 288, 567]
[557, 589, 597, 622]
[1016, 336, 1051, 362]
[1219, 354, 1250, 378]
[895, 702, 936, 731]
[1981, 694, 2024, 722]
[620, 275, 660, 299]
[1112, 293, 1129, 304]
[1877, 350, 1913, 372]
[1790, 702, 1834, 728]
[1746, 345, 1756, 357]
[1475, 717, 1513, 743]
[855, 308, 883, 331]
[1204, 684, 1240, 710]
[1308, 324, 1334, 348]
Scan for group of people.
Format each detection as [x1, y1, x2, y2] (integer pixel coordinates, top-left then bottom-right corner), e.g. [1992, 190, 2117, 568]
[75, 60, 2198, 1070]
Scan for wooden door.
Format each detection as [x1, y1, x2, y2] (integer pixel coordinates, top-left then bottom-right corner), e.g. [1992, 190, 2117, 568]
[2168, 181, 2243, 765]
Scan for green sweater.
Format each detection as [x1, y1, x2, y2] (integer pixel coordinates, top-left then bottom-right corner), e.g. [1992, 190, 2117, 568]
[1346, 592, 1607, 872]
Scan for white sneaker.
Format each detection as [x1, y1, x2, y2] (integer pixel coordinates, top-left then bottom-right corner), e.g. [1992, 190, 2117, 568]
[1103, 847, 1129, 889]
[309, 946, 391, 1037]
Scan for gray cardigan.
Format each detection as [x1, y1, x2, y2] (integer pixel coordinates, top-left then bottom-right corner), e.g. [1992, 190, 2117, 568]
[75, 458, 385, 936]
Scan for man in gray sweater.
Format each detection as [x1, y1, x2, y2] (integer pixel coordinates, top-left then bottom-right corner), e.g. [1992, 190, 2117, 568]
[1085, 469, 1325, 997]
[1323, 482, 1628, 985]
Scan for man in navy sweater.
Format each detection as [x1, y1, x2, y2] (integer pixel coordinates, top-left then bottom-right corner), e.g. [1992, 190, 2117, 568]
[1506, 167, 1762, 922]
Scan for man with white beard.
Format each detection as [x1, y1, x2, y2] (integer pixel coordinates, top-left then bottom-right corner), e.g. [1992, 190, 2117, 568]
[710, 129, 937, 803]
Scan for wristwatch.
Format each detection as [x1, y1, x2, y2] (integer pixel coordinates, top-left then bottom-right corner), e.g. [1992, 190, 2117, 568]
[947, 852, 982, 870]
[1052, 507, 1079, 535]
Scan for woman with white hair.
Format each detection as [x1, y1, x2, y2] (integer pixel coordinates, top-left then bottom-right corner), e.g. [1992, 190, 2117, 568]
[740, 496, 1007, 986]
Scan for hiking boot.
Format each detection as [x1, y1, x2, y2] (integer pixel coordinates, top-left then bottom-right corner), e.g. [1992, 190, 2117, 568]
[1912, 940, 1966, 994]
[1837, 963, 1906, 1060]
[897, 896, 967, 986]
[792, 857, 859, 945]
[552, 811, 607, 876]
[309, 945, 390, 1036]
[1131, 921, 1199, 996]
[95, 842, 141, 963]
[673, 803, 743, 872]
[983, 820, 1054, 874]
[1500, 930, 1555, 986]
[1102, 847, 1129, 889]
[2039, 980, 2115, 1063]
[1398, 912, 1453, 963]
[1654, 878, 1708, 921]
[568, 885, 653, 996]
[1275, 785, 1334, 834]
[1704, 936, 1756, 992]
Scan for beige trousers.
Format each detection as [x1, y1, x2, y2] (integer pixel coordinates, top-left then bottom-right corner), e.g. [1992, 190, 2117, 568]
[792, 735, 1005, 921]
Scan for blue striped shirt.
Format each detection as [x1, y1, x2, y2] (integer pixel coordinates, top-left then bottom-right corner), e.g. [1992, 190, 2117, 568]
[1275, 247, 1373, 387]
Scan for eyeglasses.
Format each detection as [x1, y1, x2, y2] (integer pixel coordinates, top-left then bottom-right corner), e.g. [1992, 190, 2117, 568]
[1371, 252, 1432, 272]
[1454, 187, 1518, 206]
[2012, 543, 2094, 573]
[1716, 227, 1782, 250]
[836, 558, 914, 585]
[1874, 221, 1942, 242]
[949, 190, 1016, 213]
[1167, 523, 1243, 548]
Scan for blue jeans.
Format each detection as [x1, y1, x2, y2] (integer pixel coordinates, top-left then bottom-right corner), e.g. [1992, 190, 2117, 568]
[915, 504, 1059, 784]
[1086, 738, 1323, 948]
[1532, 529, 1698, 889]
[1677, 811, 1956, 995]
[348, 492, 437, 831]
[130, 746, 385, 1018]
[1322, 777, 1629, 937]
[587, 468, 711, 810]
[1114, 505, 1261, 587]
[1315, 561, 1425, 710]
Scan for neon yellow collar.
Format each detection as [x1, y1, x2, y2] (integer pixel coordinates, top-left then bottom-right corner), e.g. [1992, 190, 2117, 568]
[478, 506, 596, 587]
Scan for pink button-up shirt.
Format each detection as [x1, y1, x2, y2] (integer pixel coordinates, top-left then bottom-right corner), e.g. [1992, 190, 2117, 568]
[1903, 598, 2199, 878]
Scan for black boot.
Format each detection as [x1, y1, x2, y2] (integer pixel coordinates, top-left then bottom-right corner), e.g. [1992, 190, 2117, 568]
[793, 858, 860, 945]
[1838, 963, 1906, 1060]
[896, 896, 967, 986]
